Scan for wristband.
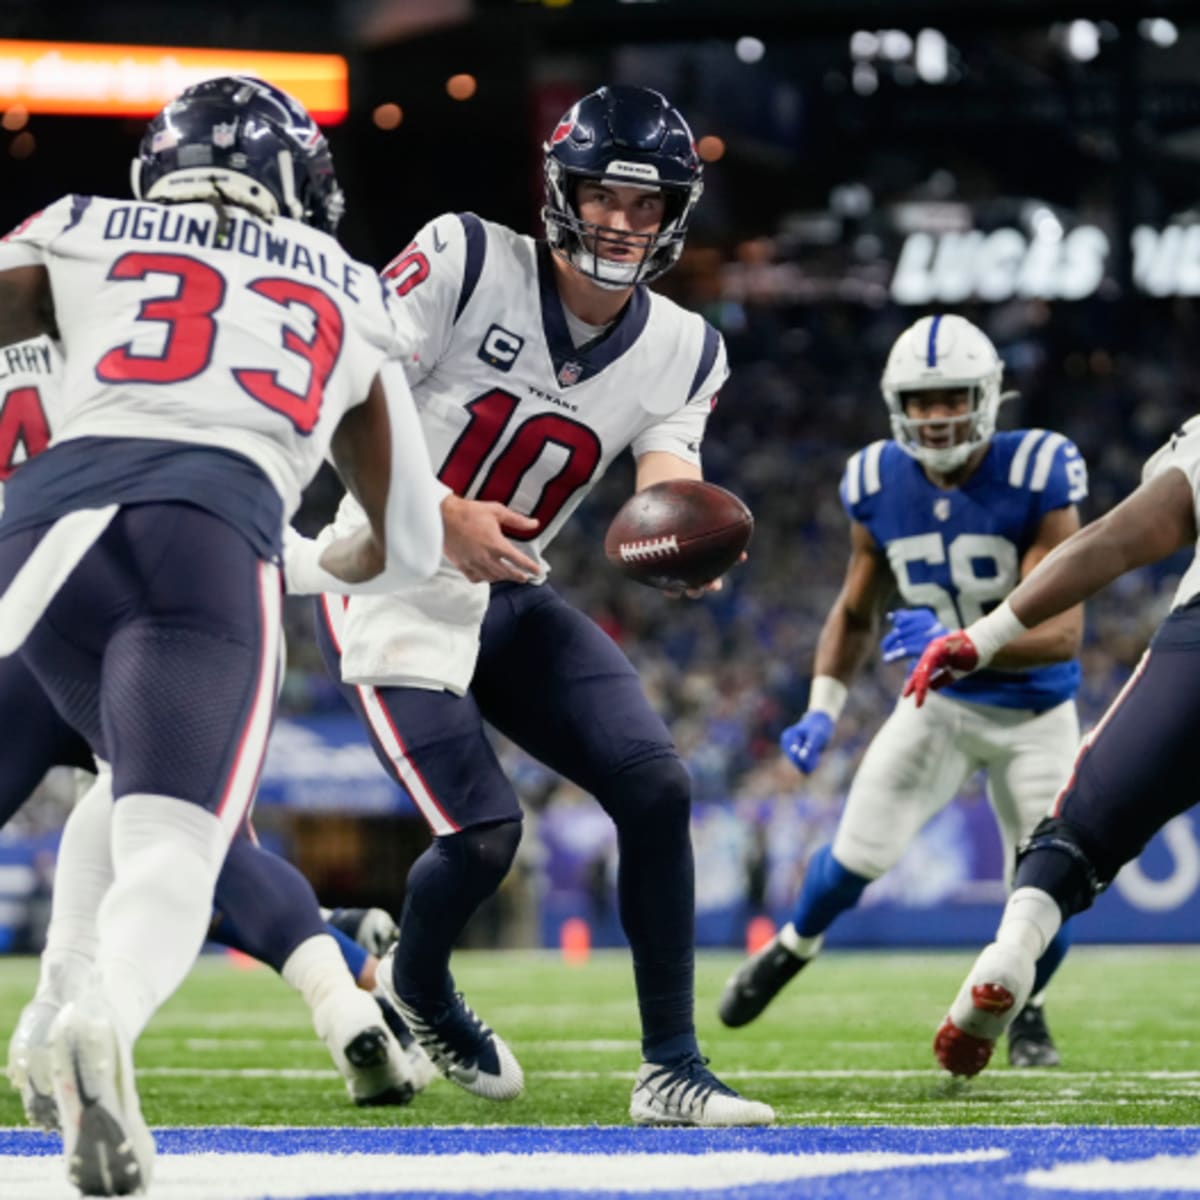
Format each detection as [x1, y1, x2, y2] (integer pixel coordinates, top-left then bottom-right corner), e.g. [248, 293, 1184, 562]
[965, 600, 1028, 665]
[808, 674, 848, 720]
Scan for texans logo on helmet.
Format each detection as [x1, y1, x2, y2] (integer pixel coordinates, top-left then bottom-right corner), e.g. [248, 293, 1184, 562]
[550, 112, 576, 145]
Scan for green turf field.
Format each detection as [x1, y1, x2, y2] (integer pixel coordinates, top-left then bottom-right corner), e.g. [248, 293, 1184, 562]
[3, 945, 1199, 1128]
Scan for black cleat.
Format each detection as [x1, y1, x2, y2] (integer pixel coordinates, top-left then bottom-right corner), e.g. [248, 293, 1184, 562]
[718, 933, 810, 1028]
[1007, 1002, 1061, 1068]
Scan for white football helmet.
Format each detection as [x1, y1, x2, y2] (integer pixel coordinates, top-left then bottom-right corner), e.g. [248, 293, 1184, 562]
[881, 314, 1004, 472]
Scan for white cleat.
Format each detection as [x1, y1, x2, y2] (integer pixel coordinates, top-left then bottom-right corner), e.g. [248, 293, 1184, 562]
[375, 945, 523, 1101]
[50, 1001, 154, 1197]
[7, 997, 62, 1131]
[934, 941, 1037, 1079]
[630, 1056, 774, 1127]
[315, 988, 418, 1107]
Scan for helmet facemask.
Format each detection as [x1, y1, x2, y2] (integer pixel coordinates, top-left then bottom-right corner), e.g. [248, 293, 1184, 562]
[880, 313, 1006, 473]
[886, 380, 1001, 473]
[543, 159, 702, 289]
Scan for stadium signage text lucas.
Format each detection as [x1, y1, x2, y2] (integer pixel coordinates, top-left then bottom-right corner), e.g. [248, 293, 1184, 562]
[892, 223, 1200, 304]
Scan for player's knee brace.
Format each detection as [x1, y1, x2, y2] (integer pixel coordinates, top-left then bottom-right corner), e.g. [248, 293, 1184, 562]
[600, 754, 691, 837]
[1014, 816, 1103, 920]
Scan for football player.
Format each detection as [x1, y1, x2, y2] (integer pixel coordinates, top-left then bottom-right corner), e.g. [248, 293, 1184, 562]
[719, 314, 1085, 1069]
[0, 336, 428, 1123]
[310, 84, 771, 1126]
[0, 76, 449, 1194]
[908, 416, 1200, 1076]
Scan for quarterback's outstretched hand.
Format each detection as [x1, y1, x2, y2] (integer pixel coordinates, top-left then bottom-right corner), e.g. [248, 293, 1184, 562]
[780, 711, 835, 775]
[880, 608, 948, 663]
[442, 495, 541, 584]
[903, 631, 980, 707]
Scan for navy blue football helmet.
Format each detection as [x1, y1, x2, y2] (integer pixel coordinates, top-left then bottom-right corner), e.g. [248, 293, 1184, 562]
[131, 75, 345, 234]
[543, 85, 703, 288]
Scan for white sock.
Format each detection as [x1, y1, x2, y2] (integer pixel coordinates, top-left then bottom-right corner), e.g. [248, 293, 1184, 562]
[282, 934, 361, 1033]
[995, 887, 1062, 962]
[96, 794, 225, 1044]
[36, 770, 114, 1003]
[778, 922, 824, 960]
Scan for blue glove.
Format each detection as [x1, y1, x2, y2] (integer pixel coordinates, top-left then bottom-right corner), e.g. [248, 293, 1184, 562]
[780, 711, 836, 775]
[880, 608, 949, 664]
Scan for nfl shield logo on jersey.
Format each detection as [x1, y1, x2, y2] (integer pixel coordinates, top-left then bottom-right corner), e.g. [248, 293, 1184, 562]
[933, 498, 952, 522]
[211, 122, 237, 149]
[557, 360, 583, 387]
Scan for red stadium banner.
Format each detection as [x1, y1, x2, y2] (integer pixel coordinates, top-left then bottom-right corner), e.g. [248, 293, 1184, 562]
[0, 41, 348, 123]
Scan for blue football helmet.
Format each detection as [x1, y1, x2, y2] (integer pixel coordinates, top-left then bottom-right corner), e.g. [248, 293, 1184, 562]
[543, 85, 703, 289]
[131, 75, 345, 234]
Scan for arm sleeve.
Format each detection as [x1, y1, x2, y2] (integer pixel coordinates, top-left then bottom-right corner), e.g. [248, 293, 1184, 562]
[0, 197, 76, 270]
[630, 322, 727, 465]
[1144, 417, 1200, 493]
[630, 393, 711, 466]
[376, 358, 448, 585]
[380, 213, 473, 388]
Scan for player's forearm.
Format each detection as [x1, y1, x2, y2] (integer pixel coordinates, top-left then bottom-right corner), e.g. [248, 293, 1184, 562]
[1006, 524, 1139, 630]
[811, 606, 877, 690]
[988, 605, 1083, 669]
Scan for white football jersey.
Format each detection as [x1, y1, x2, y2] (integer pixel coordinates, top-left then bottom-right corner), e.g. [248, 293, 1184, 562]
[0, 334, 63, 513]
[0, 195, 402, 518]
[1143, 415, 1200, 610]
[332, 212, 728, 692]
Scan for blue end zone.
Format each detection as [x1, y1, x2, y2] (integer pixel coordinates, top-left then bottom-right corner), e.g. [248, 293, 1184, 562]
[4, 1125, 1200, 1199]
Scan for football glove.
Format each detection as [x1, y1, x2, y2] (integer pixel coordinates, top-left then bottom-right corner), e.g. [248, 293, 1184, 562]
[902, 631, 981, 707]
[780, 711, 835, 775]
[880, 608, 948, 664]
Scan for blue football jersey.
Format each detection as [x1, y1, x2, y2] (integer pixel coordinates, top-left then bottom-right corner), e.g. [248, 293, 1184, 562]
[841, 431, 1087, 711]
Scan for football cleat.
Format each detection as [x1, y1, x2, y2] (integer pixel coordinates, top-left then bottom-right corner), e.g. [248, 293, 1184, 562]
[50, 1000, 155, 1196]
[375, 945, 523, 1101]
[7, 996, 62, 1131]
[630, 1055, 774, 1126]
[373, 989, 437, 1093]
[717, 931, 811, 1027]
[934, 941, 1035, 1078]
[314, 988, 418, 1107]
[1007, 1002, 1061, 1069]
[328, 906, 399, 957]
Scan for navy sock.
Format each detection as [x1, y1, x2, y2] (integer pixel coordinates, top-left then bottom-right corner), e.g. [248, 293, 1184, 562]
[789, 844, 872, 939]
[599, 756, 698, 1063]
[391, 819, 521, 1007]
[210, 837, 327, 973]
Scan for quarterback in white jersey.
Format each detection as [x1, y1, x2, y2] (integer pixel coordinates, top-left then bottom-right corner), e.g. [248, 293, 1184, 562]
[0, 76, 445, 1196]
[719, 315, 1085, 1072]
[911, 417, 1200, 1077]
[315, 84, 772, 1127]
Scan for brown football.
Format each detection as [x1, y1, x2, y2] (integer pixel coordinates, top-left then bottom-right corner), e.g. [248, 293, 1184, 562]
[604, 479, 754, 590]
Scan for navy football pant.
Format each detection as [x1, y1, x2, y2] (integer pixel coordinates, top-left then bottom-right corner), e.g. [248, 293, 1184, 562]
[316, 581, 698, 1059]
[0, 503, 280, 836]
[1018, 637, 1200, 903]
[0, 633, 356, 980]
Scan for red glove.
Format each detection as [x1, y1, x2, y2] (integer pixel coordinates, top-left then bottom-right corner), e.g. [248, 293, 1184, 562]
[902, 630, 980, 707]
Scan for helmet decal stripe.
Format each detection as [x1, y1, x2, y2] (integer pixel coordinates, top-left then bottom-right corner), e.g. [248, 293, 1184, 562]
[926, 313, 943, 367]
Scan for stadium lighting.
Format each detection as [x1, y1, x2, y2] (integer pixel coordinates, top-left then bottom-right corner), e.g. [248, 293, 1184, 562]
[735, 37, 765, 64]
[1140, 18, 1179, 48]
[1065, 20, 1100, 62]
[852, 63, 878, 96]
[849, 31, 880, 60]
[372, 102, 403, 130]
[915, 30, 948, 84]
